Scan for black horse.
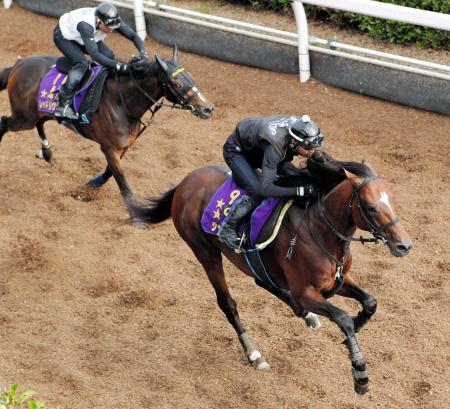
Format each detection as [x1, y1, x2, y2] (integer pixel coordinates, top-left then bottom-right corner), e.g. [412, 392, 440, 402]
[0, 46, 214, 224]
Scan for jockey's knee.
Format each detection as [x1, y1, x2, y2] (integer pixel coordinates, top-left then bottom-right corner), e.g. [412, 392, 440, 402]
[73, 61, 89, 74]
[102, 49, 115, 60]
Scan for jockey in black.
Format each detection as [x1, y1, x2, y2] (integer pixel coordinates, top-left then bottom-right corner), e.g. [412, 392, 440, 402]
[53, 2, 148, 120]
[219, 114, 325, 251]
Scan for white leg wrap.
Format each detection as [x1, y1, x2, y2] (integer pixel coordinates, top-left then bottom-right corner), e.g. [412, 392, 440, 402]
[248, 350, 261, 362]
[304, 312, 322, 330]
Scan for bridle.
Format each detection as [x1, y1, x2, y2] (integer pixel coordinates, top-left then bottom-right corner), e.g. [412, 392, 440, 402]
[300, 175, 400, 298]
[317, 176, 400, 246]
[302, 176, 400, 267]
[160, 72, 202, 114]
[349, 176, 400, 241]
[115, 66, 201, 137]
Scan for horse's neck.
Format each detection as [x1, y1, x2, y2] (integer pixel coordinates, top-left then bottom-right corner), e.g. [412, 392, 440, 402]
[321, 180, 356, 237]
[111, 75, 162, 120]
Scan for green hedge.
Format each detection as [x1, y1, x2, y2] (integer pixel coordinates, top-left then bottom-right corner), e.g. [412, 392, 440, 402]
[225, 0, 450, 49]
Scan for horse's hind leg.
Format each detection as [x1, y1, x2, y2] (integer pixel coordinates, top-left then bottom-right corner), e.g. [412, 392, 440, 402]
[35, 118, 53, 162]
[254, 278, 322, 329]
[337, 274, 377, 333]
[189, 240, 270, 370]
[87, 165, 112, 188]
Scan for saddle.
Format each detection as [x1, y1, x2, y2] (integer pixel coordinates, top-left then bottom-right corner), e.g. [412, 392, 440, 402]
[201, 176, 293, 250]
[38, 58, 109, 126]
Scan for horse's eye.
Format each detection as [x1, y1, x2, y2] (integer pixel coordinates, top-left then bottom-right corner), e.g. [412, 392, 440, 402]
[172, 80, 183, 89]
[366, 204, 378, 214]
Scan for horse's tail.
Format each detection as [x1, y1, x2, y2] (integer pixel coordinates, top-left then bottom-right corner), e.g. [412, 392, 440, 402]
[0, 67, 12, 91]
[131, 186, 177, 225]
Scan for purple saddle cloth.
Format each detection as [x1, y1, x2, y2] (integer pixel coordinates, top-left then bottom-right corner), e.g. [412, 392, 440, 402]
[201, 178, 281, 246]
[37, 66, 104, 114]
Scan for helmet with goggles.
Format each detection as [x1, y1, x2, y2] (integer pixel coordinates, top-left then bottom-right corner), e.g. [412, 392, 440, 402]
[288, 115, 324, 149]
[95, 2, 121, 29]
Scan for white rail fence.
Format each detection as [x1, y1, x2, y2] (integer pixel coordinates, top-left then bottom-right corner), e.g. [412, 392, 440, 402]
[6, 0, 450, 83]
[95, 0, 450, 83]
[292, 0, 450, 82]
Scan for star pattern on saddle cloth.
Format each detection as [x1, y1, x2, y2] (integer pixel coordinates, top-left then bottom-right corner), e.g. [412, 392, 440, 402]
[40, 89, 48, 98]
[213, 209, 221, 219]
[216, 198, 225, 209]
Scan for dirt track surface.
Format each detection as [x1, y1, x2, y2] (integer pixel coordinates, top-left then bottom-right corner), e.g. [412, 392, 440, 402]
[1, 5, 449, 409]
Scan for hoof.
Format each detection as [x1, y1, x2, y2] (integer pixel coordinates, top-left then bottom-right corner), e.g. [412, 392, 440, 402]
[354, 378, 369, 395]
[87, 175, 107, 188]
[133, 218, 147, 230]
[42, 147, 52, 163]
[304, 312, 322, 330]
[247, 350, 270, 370]
[252, 357, 270, 370]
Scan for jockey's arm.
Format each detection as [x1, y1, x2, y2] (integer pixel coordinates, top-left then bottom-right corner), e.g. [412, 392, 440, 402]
[116, 23, 147, 58]
[77, 22, 117, 68]
[259, 144, 298, 198]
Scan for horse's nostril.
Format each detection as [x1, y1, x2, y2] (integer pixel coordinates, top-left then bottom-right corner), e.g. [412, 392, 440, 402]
[203, 106, 214, 116]
[396, 243, 411, 254]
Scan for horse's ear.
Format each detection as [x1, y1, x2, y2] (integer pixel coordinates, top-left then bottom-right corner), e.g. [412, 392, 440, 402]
[344, 168, 356, 180]
[362, 159, 376, 175]
[172, 44, 179, 65]
[155, 54, 168, 72]
[344, 168, 365, 187]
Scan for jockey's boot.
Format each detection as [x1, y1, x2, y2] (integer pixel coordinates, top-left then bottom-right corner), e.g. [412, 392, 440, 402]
[218, 195, 257, 251]
[54, 66, 84, 120]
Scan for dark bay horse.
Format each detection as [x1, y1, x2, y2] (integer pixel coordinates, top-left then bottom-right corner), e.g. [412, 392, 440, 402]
[131, 157, 412, 394]
[0, 46, 214, 224]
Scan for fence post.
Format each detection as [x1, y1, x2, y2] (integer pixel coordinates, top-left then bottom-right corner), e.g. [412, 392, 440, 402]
[134, 0, 147, 40]
[3, 0, 13, 9]
[291, 1, 310, 83]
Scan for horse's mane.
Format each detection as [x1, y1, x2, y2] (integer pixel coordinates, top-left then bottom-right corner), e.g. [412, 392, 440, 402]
[127, 57, 162, 77]
[276, 152, 375, 193]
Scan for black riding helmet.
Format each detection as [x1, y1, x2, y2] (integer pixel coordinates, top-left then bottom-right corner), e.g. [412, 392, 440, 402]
[288, 115, 324, 149]
[95, 2, 121, 29]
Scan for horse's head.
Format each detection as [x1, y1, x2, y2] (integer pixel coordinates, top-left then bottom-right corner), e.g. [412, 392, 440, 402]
[152, 46, 214, 119]
[344, 165, 412, 257]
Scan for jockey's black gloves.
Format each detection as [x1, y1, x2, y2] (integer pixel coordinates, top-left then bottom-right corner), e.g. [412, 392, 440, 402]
[296, 184, 319, 197]
[116, 62, 130, 73]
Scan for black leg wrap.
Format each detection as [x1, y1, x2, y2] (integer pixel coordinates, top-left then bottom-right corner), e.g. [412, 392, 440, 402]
[343, 335, 369, 394]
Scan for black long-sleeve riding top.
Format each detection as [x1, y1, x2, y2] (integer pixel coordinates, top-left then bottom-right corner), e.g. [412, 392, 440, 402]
[233, 115, 304, 197]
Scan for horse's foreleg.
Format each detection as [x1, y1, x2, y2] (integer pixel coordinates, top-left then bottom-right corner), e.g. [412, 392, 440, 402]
[295, 288, 369, 394]
[254, 278, 322, 329]
[87, 165, 112, 188]
[337, 274, 377, 333]
[101, 147, 138, 217]
[35, 118, 52, 163]
[189, 240, 270, 370]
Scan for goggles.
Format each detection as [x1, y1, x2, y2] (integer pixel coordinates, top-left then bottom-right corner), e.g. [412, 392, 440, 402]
[102, 16, 121, 29]
[289, 128, 324, 149]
